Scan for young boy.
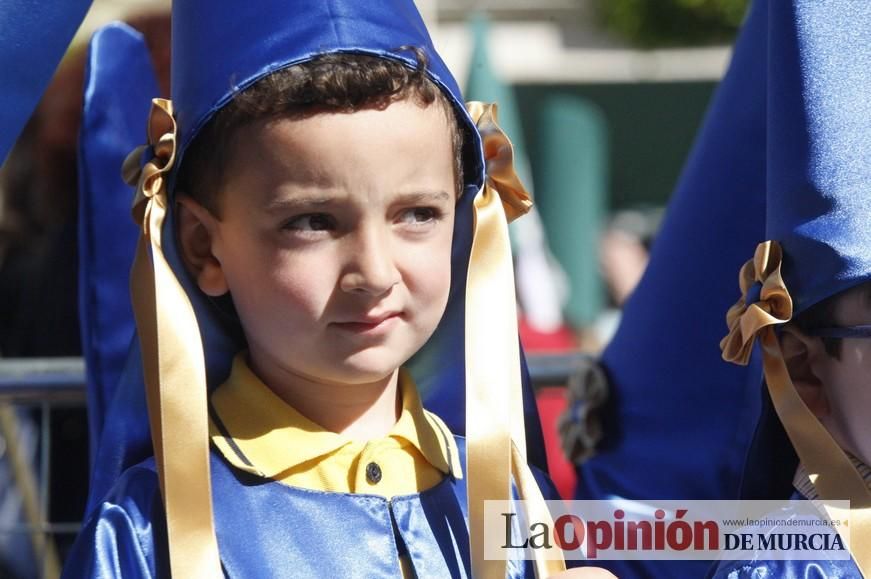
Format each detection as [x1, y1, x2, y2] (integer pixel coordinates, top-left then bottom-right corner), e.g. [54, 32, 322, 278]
[712, 0, 871, 576]
[63, 1, 600, 577]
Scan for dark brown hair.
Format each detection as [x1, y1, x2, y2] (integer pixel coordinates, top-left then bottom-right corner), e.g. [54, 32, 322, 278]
[177, 48, 465, 214]
[792, 281, 871, 359]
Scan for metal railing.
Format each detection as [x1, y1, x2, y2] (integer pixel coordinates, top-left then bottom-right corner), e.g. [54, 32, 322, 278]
[0, 352, 588, 578]
[0, 359, 85, 404]
[0, 358, 86, 579]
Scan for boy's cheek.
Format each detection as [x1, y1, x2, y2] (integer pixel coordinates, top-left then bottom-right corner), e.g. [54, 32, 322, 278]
[818, 347, 871, 463]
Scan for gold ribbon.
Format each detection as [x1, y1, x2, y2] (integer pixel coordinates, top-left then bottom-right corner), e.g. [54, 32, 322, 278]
[124, 99, 223, 578]
[721, 241, 871, 575]
[720, 241, 793, 365]
[465, 102, 565, 578]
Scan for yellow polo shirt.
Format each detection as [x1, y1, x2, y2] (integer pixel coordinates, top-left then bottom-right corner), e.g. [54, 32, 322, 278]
[208, 353, 463, 498]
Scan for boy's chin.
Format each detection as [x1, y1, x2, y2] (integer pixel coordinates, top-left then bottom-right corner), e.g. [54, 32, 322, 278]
[845, 437, 871, 468]
[330, 355, 409, 386]
[329, 341, 426, 383]
[824, 420, 871, 468]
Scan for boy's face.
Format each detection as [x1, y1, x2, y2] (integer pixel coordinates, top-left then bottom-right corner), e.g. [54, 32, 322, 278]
[809, 289, 871, 465]
[188, 98, 457, 389]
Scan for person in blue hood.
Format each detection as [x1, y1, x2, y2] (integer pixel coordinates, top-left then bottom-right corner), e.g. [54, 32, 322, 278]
[711, 1, 871, 577]
[59, 1, 612, 577]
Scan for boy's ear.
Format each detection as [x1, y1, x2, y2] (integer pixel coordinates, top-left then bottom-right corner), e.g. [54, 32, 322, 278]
[176, 196, 228, 297]
[779, 324, 829, 418]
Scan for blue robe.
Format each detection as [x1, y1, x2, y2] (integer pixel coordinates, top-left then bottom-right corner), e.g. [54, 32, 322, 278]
[708, 491, 861, 579]
[64, 436, 561, 578]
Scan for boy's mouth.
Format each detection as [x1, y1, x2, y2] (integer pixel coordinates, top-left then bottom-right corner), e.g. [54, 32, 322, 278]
[331, 312, 403, 334]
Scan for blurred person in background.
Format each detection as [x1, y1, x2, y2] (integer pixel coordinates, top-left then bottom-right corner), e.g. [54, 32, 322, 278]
[593, 208, 660, 346]
[600, 209, 659, 307]
[0, 52, 85, 359]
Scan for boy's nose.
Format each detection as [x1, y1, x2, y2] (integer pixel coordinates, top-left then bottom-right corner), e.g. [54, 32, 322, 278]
[339, 229, 401, 296]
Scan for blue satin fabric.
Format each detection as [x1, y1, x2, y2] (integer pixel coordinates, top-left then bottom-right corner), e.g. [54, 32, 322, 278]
[712, 558, 861, 579]
[708, 492, 862, 579]
[83, 0, 549, 513]
[78, 24, 215, 513]
[766, 0, 871, 315]
[735, 0, 871, 520]
[65, 437, 557, 578]
[170, 1, 480, 176]
[78, 23, 154, 479]
[576, 1, 767, 578]
[573, 1, 767, 576]
[0, 0, 92, 163]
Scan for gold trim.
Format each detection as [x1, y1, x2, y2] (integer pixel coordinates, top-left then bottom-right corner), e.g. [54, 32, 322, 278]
[126, 99, 223, 578]
[465, 102, 565, 577]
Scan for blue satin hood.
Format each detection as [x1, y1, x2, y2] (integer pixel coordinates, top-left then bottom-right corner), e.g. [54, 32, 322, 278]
[80, 0, 547, 513]
[171, 0, 483, 186]
[0, 0, 92, 163]
[766, 0, 871, 313]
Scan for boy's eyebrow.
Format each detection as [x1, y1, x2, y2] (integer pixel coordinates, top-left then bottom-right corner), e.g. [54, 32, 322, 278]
[394, 191, 452, 204]
[264, 191, 452, 213]
[263, 195, 336, 213]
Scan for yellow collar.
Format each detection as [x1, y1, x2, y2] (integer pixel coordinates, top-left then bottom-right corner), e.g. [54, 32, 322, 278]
[209, 353, 462, 481]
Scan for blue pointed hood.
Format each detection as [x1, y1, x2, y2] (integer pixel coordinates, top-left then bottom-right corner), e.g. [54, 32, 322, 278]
[170, 1, 483, 186]
[82, 0, 548, 520]
[718, 3, 871, 566]
[574, 0, 768, 575]
[766, 0, 871, 312]
[0, 0, 92, 163]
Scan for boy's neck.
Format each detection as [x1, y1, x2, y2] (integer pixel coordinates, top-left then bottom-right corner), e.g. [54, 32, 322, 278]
[247, 353, 401, 441]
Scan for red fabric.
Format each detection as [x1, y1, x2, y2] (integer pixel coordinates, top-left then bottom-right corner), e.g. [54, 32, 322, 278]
[518, 317, 578, 353]
[534, 386, 577, 500]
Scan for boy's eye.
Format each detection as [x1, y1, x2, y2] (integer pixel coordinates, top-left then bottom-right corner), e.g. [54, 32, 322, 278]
[398, 207, 439, 225]
[283, 213, 335, 232]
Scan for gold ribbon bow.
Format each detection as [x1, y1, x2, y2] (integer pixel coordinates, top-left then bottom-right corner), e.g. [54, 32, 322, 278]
[467, 102, 533, 222]
[465, 102, 565, 579]
[720, 240, 793, 365]
[124, 99, 223, 578]
[122, 99, 177, 219]
[721, 241, 871, 575]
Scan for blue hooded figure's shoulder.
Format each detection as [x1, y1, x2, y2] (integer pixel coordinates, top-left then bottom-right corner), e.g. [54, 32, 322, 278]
[63, 458, 168, 579]
[710, 558, 862, 579]
[708, 495, 862, 579]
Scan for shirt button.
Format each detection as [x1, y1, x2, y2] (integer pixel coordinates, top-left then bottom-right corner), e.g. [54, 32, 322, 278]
[365, 461, 382, 484]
